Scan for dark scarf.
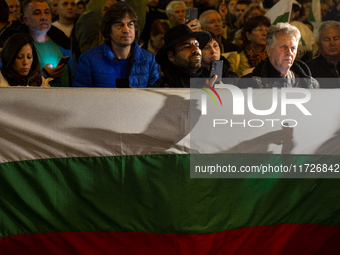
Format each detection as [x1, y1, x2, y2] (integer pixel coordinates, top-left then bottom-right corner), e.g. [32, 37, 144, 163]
[243, 44, 267, 68]
[1, 68, 42, 86]
[161, 61, 202, 88]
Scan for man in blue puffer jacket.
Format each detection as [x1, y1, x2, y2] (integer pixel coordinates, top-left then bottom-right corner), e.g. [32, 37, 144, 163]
[73, 1, 160, 88]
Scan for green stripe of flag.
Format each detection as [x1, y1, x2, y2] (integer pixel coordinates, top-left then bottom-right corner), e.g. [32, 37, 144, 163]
[1, 154, 340, 238]
[273, 12, 290, 25]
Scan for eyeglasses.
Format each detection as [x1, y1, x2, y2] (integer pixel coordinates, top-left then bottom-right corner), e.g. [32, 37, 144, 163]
[253, 28, 268, 32]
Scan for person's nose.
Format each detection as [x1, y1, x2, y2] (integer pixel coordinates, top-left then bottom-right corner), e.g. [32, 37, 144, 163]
[41, 12, 48, 20]
[122, 24, 129, 32]
[22, 56, 29, 66]
[286, 47, 294, 56]
[330, 38, 335, 46]
[192, 44, 200, 54]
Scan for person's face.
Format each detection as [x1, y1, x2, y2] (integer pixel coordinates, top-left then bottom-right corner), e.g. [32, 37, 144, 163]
[247, 8, 262, 21]
[151, 33, 165, 51]
[203, 12, 223, 37]
[58, 0, 76, 20]
[235, 3, 247, 19]
[321, 3, 329, 19]
[12, 44, 33, 76]
[6, 0, 21, 19]
[202, 38, 221, 68]
[104, 0, 116, 13]
[50, 0, 59, 17]
[266, 33, 298, 75]
[110, 14, 135, 48]
[246, 25, 268, 47]
[76, 4, 85, 14]
[147, 0, 159, 8]
[168, 38, 202, 73]
[318, 27, 340, 59]
[168, 5, 185, 26]
[182, 0, 194, 8]
[23, 1, 52, 34]
[228, 0, 237, 14]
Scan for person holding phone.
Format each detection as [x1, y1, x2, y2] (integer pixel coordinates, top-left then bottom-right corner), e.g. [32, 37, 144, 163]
[0, 33, 51, 87]
[200, 33, 239, 83]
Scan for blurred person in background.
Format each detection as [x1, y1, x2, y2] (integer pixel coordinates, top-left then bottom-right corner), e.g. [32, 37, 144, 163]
[76, 1, 86, 15]
[5, 0, 21, 20]
[0, 33, 51, 86]
[307, 21, 340, 86]
[141, 20, 170, 55]
[236, 15, 270, 76]
[52, 0, 77, 38]
[200, 9, 239, 53]
[47, 0, 59, 21]
[166, 1, 198, 31]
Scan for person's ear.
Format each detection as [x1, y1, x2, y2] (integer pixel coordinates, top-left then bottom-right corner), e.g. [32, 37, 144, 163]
[246, 31, 251, 41]
[23, 15, 28, 26]
[266, 45, 271, 57]
[167, 50, 175, 64]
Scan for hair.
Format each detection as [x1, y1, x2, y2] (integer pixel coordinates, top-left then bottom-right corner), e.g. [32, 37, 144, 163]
[101, 1, 140, 43]
[236, 0, 249, 6]
[0, 0, 10, 23]
[22, 0, 46, 16]
[239, 15, 270, 51]
[0, 33, 42, 86]
[77, 1, 86, 8]
[206, 32, 221, 50]
[166, 1, 185, 18]
[242, 3, 266, 22]
[150, 19, 170, 36]
[199, 10, 220, 30]
[317, 20, 340, 41]
[266, 22, 301, 48]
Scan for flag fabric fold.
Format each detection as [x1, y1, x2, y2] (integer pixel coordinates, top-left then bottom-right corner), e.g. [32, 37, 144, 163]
[1, 88, 340, 254]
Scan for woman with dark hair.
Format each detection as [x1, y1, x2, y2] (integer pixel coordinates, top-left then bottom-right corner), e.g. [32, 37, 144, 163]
[141, 20, 170, 55]
[236, 15, 270, 76]
[0, 33, 51, 86]
[201, 33, 239, 82]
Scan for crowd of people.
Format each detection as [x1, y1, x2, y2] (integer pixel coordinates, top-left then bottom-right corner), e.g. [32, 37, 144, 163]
[0, 0, 340, 88]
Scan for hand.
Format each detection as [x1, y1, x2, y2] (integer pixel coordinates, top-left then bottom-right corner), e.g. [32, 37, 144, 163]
[187, 19, 199, 32]
[41, 77, 53, 87]
[44, 63, 65, 79]
[205, 75, 218, 88]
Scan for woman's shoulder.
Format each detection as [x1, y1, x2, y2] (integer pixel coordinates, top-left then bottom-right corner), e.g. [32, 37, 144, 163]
[0, 73, 10, 87]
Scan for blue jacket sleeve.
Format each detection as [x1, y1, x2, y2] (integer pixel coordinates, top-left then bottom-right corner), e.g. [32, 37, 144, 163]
[147, 54, 160, 87]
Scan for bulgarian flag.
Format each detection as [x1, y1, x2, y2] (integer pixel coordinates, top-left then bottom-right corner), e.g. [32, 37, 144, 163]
[265, 0, 293, 24]
[1, 87, 340, 254]
[308, 0, 322, 23]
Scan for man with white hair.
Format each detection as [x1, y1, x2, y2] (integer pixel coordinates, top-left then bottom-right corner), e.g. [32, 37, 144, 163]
[307, 21, 340, 87]
[199, 9, 239, 53]
[238, 22, 319, 88]
[166, 1, 186, 27]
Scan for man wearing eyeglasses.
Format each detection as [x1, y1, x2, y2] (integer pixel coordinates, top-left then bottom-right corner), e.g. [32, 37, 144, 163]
[73, 2, 160, 88]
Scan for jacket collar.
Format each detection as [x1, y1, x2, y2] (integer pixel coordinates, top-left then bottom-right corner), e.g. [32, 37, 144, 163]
[103, 41, 144, 62]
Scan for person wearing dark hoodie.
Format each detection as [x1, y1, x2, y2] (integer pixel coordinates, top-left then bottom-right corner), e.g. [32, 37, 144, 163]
[237, 22, 319, 89]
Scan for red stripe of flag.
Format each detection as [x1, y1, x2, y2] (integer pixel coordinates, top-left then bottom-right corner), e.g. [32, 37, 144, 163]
[2, 224, 339, 255]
